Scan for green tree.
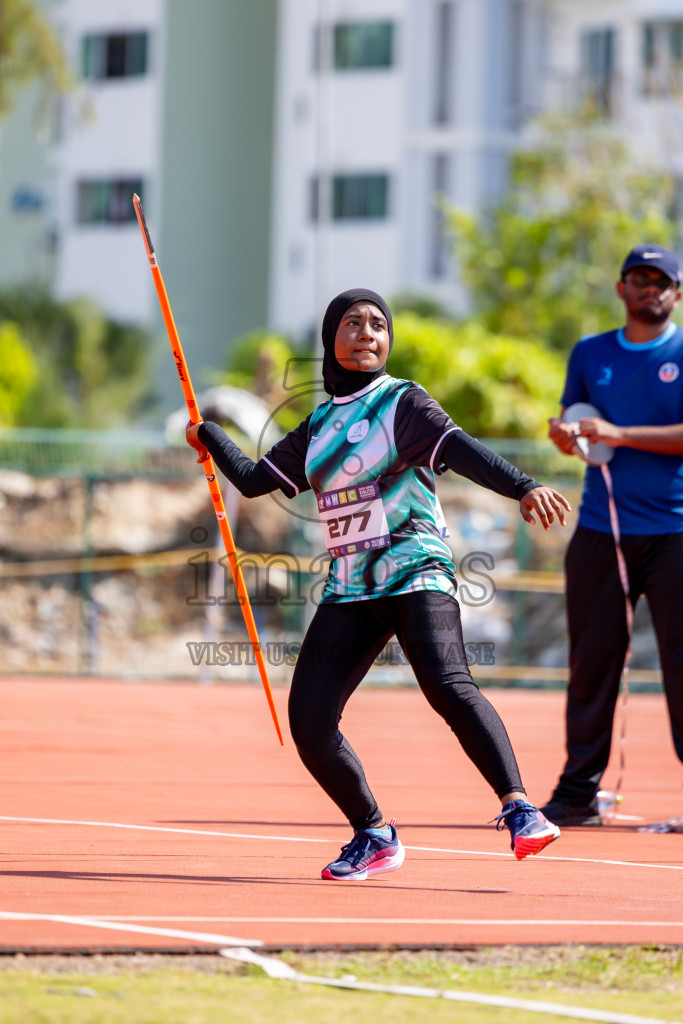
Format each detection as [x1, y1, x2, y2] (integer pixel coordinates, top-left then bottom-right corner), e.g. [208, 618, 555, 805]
[0, 0, 71, 117]
[446, 109, 678, 351]
[388, 313, 567, 439]
[0, 285, 151, 427]
[223, 329, 318, 435]
[0, 321, 37, 425]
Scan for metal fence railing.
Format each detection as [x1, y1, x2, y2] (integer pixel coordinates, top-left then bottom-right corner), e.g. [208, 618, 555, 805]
[0, 428, 197, 479]
[0, 429, 584, 483]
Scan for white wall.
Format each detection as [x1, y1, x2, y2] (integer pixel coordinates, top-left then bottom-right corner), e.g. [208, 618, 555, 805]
[50, 0, 165, 323]
[543, 0, 683, 176]
[268, 0, 547, 341]
[42, 0, 683, 349]
[269, 0, 407, 342]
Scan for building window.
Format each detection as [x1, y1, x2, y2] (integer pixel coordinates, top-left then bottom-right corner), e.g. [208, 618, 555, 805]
[313, 21, 393, 70]
[313, 22, 394, 72]
[82, 32, 149, 79]
[643, 20, 683, 95]
[311, 174, 390, 221]
[430, 154, 450, 279]
[507, 0, 525, 127]
[580, 27, 615, 114]
[433, 3, 454, 125]
[77, 179, 144, 225]
[333, 174, 389, 218]
[334, 22, 393, 70]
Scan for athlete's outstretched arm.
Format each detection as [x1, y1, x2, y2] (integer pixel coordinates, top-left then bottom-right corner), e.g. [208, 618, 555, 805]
[439, 431, 570, 530]
[186, 421, 279, 498]
[439, 430, 538, 499]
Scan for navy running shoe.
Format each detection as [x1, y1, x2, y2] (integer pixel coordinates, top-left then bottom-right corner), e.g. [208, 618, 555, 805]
[321, 822, 405, 880]
[539, 798, 602, 827]
[493, 800, 561, 861]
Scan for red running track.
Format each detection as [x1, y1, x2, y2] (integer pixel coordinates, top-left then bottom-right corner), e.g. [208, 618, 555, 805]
[0, 677, 681, 951]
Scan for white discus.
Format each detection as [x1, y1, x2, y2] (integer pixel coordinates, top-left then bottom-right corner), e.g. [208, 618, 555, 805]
[562, 402, 615, 466]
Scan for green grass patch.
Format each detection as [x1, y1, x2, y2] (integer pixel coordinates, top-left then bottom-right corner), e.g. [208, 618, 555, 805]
[0, 945, 680, 1024]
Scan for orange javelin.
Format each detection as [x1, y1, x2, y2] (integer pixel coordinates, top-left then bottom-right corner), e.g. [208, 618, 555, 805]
[132, 193, 283, 745]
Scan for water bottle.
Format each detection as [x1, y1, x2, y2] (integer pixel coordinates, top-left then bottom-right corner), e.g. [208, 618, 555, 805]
[597, 789, 620, 823]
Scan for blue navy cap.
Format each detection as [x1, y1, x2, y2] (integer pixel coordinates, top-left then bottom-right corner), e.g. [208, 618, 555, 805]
[620, 244, 681, 283]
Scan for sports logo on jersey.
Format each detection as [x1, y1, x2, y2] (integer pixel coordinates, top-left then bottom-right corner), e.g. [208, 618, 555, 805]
[347, 419, 369, 443]
[597, 366, 612, 386]
[659, 362, 679, 383]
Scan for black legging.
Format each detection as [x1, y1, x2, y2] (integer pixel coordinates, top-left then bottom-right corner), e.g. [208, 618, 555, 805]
[288, 589, 525, 830]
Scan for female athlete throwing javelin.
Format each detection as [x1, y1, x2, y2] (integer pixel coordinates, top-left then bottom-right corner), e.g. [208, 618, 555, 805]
[187, 289, 569, 880]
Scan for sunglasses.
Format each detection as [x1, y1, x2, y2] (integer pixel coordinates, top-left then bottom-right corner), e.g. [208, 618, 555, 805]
[623, 270, 677, 292]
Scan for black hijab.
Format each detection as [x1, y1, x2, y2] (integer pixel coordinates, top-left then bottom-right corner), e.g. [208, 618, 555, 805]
[321, 288, 394, 397]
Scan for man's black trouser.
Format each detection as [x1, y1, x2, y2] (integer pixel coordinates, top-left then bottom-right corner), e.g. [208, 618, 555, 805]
[553, 526, 683, 805]
[288, 589, 525, 830]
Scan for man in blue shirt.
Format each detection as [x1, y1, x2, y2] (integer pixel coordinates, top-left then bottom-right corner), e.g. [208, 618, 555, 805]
[541, 244, 683, 826]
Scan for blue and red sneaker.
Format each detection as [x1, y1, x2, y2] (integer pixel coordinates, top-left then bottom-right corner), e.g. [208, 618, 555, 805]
[494, 800, 561, 860]
[321, 821, 405, 880]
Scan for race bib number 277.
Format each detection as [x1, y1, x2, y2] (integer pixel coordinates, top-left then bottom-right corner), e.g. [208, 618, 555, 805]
[317, 481, 390, 558]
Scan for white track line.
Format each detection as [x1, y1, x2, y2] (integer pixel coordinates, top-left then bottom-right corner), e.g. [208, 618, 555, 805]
[0, 911, 676, 1024]
[61, 916, 683, 929]
[0, 912, 262, 947]
[1, 815, 681, 872]
[405, 844, 683, 871]
[222, 947, 681, 1024]
[0, 816, 329, 844]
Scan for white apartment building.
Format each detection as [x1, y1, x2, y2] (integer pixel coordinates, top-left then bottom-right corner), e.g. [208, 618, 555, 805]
[269, 0, 546, 340]
[31, 0, 279, 407]
[543, 0, 683, 178]
[2, 0, 683, 407]
[50, 0, 165, 323]
[272, 0, 683, 341]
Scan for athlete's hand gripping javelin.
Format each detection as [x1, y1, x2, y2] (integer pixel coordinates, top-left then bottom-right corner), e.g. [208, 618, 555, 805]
[186, 421, 209, 462]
